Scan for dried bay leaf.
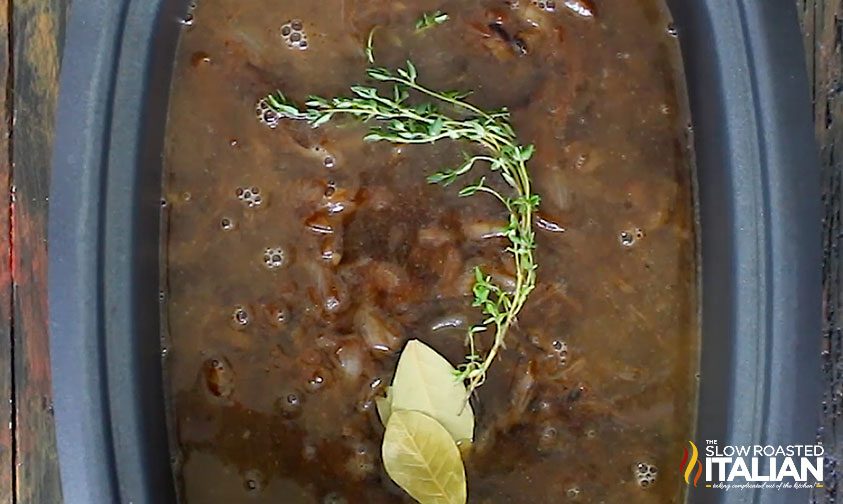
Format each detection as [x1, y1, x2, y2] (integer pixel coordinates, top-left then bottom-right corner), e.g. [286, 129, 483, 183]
[389, 340, 474, 443]
[382, 410, 467, 504]
[376, 386, 392, 425]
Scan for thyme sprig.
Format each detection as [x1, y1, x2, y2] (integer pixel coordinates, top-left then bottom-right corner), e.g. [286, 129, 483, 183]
[262, 61, 538, 395]
[415, 10, 450, 32]
[365, 27, 377, 65]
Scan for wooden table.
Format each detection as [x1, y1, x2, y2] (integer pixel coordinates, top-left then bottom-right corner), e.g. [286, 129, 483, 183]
[0, 1, 838, 502]
[1, 0, 66, 502]
[800, 1, 843, 501]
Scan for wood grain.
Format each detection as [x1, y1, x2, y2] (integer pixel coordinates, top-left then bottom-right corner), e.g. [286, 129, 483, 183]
[0, 1, 835, 503]
[799, 0, 843, 502]
[0, 0, 11, 501]
[11, 0, 66, 502]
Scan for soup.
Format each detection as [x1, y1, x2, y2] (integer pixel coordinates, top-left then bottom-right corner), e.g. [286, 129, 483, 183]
[162, 0, 699, 502]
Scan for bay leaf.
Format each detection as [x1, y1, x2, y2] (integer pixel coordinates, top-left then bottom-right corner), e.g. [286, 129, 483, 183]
[390, 339, 474, 442]
[376, 386, 392, 425]
[382, 410, 467, 504]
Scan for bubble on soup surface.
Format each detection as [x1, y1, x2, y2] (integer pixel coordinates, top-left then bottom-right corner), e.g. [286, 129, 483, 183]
[667, 23, 678, 37]
[262, 247, 287, 270]
[255, 98, 280, 129]
[551, 339, 569, 365]
[236, 185, 266, 208]
[242, 469, 264, 493]
[634, 462, 658, 488]
[532, 0, 557, 11]
[273, 306, 289, 325]
[220, 217, 235, 231]
[619, 230, 636, 247]
[190, 51, 211, 67]
[537, 424, 559, 452]
[276, 390, 303, 418]
[306, 370, 327, 392]
[280, 19, 309, 50]
[356, 398, 374, 414]
[231, 305, 251, 328]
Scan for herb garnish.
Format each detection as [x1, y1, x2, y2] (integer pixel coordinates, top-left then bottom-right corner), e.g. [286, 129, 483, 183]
[365, 27, 377, 65]
[261, 60, 538, 396]
[415, 10, 450, 32]
[378, 340, 471, 504]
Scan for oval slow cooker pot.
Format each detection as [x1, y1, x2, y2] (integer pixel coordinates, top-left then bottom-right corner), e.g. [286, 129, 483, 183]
[48, 0, 822, 503]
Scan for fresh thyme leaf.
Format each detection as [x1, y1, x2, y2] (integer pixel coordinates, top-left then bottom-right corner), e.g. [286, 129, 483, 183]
[430, 117, 444, 136]
[367, 66, 392, 82]
[426, 170, 456, 185]
[458, 177, 487, 197]
[406, 60, 418, 81]
[518, 144, 536, 162]
[261, 62, 539, 397]
[415, 10, 450, 32]
[366, 27, 377, 64]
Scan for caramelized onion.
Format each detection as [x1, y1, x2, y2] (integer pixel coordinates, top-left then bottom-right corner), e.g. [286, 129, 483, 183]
[462, 220, 508, 240]
[335, 339, 367, 381]
[355, 305, 403, 354]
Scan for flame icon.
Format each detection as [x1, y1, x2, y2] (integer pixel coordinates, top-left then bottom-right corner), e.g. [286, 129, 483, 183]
[680, 441, 703, 487]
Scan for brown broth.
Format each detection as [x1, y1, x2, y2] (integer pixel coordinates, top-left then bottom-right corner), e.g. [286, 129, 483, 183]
[162, 0, 699, 502]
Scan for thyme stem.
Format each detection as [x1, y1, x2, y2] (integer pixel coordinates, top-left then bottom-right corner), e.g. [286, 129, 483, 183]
[261, 61, 539, 396]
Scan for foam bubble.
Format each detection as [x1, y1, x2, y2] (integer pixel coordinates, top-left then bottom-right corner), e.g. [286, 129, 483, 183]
[552, 339, 569, 366]
[277, 391, 303, 418]
[532, 0, 557, 11]
[619, 227, 645, 247]
[306, 372, 326, 392]
[634, 462, 658, 488]
[667, 23, 678, 37]
[236, 186, 266, 208]
[220, 217, 236, 231]
[243, 469, 264, 494]
[255, 99, 280, 129]
[281, 20, 309, 50]
[232, 306, 251, 328]
[263, 247, 287, 270]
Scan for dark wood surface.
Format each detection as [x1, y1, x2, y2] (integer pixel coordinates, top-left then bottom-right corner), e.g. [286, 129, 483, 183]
[0, 1, 838, 503]
[800, 0, 843, 502]
[7, 0, 66, 503]
[0, 1, 12, 502]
